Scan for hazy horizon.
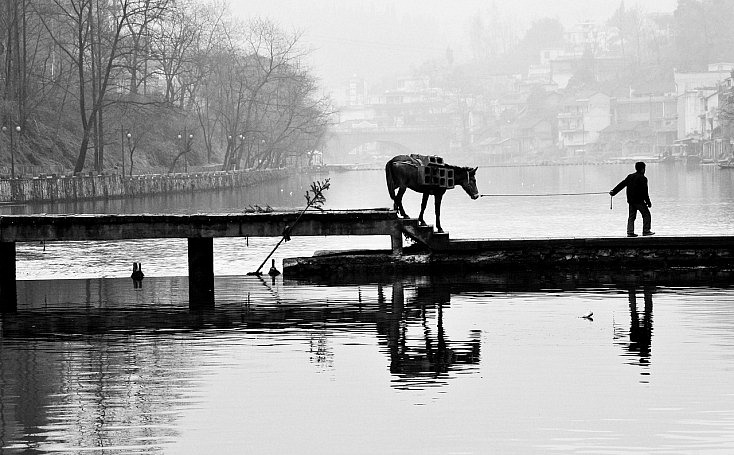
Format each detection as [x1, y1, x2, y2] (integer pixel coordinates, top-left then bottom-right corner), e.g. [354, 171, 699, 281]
[229, 0, 679, 94]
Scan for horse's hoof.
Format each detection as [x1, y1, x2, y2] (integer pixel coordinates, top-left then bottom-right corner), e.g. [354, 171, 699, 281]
[436, 228, 444, 233]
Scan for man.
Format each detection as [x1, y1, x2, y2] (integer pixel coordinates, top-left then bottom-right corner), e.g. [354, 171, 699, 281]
[609, 161, 654, 237]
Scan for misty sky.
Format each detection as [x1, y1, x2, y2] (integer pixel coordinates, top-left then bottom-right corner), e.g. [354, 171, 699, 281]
[230, 0, 678, 95]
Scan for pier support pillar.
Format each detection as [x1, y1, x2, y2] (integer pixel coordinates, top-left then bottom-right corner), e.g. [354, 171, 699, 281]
[188, 237, 214, 309]
[0, 242, 17, 313]
[391, 230, 403, 255]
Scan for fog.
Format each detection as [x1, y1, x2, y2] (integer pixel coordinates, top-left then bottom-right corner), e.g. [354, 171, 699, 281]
[230, 0, 677, 93]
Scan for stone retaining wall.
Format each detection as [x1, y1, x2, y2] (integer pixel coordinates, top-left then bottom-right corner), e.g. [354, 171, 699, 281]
[0, 169, 288, 203]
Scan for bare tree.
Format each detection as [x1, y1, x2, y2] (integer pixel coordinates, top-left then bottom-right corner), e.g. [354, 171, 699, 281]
[38, 0, 166, 173]
[1, 0, 30, 129]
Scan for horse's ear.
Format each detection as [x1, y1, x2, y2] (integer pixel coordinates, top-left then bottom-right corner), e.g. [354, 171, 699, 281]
[472, 167, 478, 173]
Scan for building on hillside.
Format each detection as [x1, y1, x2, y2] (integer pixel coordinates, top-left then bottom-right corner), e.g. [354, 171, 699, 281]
[674, 64, 733, 140]
[610, 94, 677, 156]
[527, 48, 565, 85]
[345, 77, 368, 106]
[513, 115, 557, 158]
[492, 92, 528, 117]
[598, 121, 654, 158]
[549, 55, 626, 89]
[557, 91, 611, 157]
[565, 21, 619, 57]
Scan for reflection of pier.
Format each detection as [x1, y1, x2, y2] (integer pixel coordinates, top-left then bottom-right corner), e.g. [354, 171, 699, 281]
[0, 275, 488, 449]
[2, 270, 731, 449]
[377, 281, 481, 387]
[3, 276, 484, 389]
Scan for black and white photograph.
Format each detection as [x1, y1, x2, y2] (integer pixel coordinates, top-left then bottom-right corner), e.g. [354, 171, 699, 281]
[2, 0, 734, 453]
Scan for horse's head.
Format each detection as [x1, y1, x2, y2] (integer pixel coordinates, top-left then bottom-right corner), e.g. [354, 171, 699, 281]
[459, 167, 479, 200]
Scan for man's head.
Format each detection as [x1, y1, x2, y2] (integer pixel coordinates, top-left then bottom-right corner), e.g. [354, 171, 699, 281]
[635, 161, 646, 173]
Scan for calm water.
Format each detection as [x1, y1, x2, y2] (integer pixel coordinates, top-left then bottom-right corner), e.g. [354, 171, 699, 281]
[2, 163, 734, 453]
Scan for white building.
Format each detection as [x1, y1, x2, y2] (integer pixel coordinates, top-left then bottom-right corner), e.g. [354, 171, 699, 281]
[557, 91, 612, 155]
[674, 63, 734, 139]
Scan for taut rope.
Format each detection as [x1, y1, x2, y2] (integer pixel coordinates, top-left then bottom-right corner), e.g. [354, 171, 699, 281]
[479, 191, 607, 197]
[479, 191, 614, 209]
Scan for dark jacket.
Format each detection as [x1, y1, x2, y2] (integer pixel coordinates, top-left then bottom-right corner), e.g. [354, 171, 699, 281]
[611, 171, 651, 205]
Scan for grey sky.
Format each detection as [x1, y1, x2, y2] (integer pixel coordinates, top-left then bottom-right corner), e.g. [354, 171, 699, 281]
[230, 0, 678, 93]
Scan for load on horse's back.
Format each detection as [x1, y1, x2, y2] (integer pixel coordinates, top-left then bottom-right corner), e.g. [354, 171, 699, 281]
[385, 154, 479, 233]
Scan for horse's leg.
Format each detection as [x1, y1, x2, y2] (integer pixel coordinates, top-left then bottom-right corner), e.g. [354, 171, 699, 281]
[396, 187, 409, 218]
[434, 193, 444, 233]
[418, 193, 429, 226]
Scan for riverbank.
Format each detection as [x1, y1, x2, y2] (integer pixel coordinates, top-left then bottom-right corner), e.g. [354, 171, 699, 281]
[0, 168, 289, 203]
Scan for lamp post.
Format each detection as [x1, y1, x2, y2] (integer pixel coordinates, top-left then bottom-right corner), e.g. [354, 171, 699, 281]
[186, 133, 193, 173]
[120, 129, 127, 176]
[176, 131, 193, 173]
[126, 131, 132, 176]
[177, 132, 182, 173]
[227, 135, 233, 171]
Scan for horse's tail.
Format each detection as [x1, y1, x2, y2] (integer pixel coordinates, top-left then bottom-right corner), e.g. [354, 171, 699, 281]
[385, 159, 396, 201]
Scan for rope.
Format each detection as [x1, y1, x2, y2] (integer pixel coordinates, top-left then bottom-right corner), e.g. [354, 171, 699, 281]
[479, 191, 608, 197]
[479, 191, 614, 210]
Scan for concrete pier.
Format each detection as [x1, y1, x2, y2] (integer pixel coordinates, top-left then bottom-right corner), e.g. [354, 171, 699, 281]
[2, 210, 733, 311]
[283, 235, 734, 279]
[0, 209, 398, 311]
[188, 237, 215, 309]
[0, 241, 16, 312]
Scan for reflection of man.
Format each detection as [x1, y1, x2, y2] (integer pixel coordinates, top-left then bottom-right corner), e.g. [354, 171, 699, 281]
[628, 287, 654, 363]
[610, 161, 654, 237]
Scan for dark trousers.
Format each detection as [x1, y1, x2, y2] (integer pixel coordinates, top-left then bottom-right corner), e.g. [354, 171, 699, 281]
[627, 202, 651, 234]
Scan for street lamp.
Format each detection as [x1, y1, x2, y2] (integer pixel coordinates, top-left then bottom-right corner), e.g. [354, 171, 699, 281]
[186, 133, 193, 173]
[176, 133, 183, 173]
[126, 131, 133, 176]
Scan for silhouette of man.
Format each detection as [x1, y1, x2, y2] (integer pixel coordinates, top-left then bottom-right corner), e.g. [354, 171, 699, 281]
[610, 161, 654, 237]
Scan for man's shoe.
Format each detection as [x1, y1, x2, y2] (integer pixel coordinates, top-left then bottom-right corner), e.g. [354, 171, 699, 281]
[643, 231, 655, 236]
[627, 233, 638, 237]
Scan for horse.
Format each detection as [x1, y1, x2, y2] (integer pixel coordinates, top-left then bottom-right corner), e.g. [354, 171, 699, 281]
[385, 154, 479, 233]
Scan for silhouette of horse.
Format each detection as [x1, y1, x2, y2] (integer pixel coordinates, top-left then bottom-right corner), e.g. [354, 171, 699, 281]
[385, 154, 479, 233]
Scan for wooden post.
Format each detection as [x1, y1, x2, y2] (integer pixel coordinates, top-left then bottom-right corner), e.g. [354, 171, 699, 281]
[188, 237, 214, 309]
[0, 242, 17, 313]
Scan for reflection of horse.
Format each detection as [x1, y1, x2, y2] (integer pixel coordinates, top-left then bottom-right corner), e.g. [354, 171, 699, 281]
[385, 155, 479, 233]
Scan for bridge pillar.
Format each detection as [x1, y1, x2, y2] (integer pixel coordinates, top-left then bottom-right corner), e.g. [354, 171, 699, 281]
[0, 242, 17, 313]
[188, 238, 214, 309]
[391, 229, 403, 255]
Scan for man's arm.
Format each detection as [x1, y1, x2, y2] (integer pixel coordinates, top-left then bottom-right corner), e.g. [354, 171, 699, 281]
[609, 177, 627, 196]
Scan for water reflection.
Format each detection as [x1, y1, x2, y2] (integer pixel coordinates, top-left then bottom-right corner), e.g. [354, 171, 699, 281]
[613, 286, 655, 382]
[377, 281, 481, 389]
[2, 273, 734, 453]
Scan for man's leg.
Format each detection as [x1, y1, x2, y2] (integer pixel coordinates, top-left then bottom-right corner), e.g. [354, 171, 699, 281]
[640, 204, 652, 234]
[627, 204, 638, 235]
